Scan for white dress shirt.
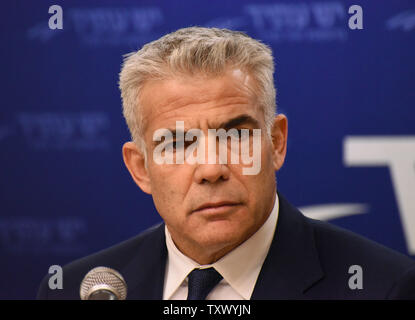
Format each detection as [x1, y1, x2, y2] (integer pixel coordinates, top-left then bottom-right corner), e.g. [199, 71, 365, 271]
[163, 193, 279, 300]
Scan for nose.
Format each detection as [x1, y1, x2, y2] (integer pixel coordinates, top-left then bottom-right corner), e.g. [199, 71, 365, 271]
[193, 162, 230, 184]
[191, 129, 231, 184]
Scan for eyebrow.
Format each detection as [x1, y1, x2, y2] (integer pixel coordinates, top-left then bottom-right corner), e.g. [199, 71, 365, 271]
[219, 114, 260, 130]
[154, 128, 186, 139]
[152, 129, 185, 146]
[152, 114, 260, 146]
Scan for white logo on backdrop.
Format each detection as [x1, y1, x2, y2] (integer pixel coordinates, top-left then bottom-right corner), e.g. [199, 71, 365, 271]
[0, 217, 87, 254]
[28, 7, 164, 46]
[386, 10, 415, 31]
[344, 136, 415, 254]
[302, 136, 415, 255]
[206, 2, 348, 42]
[14, 112, 111, 150]
[28, 3, 354, 45]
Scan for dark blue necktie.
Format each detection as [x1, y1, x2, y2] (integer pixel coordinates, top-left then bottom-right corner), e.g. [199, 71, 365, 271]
[187, 267, 223, 300]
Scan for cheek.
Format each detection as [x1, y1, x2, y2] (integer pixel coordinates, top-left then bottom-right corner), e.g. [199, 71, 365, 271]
[147, 164, 190, 218]
[244, 140, 276, 197]
[261, 136, 276, 171]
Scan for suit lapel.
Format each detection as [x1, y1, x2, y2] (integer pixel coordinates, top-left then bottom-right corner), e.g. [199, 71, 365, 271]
[121, 223, 167, 300]
[251, 193, 324, 299]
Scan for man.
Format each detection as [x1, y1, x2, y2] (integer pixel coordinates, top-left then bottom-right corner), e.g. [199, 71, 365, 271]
[38, 27, 415, 299]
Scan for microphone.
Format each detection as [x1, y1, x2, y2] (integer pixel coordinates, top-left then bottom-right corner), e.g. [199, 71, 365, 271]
[79, 266, 127, 300]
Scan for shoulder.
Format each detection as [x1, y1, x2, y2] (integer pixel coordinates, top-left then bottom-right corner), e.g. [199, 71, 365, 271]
[306, 216, 415, 298]
[308, 217, 414, 270]
[36, 222, 165, 299]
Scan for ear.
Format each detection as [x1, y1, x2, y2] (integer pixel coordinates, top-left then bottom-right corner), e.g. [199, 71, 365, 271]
[270, 114, 288, 171]
[122, 142, 152, 194]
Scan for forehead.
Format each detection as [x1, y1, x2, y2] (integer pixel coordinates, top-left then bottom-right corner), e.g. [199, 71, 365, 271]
[139, 68, 262, 131]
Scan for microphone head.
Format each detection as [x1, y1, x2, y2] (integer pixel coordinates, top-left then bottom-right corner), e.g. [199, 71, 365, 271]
[80, 266, 127, 300]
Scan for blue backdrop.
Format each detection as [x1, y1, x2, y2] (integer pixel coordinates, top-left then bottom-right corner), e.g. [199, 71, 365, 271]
[1, 0, 414, 299]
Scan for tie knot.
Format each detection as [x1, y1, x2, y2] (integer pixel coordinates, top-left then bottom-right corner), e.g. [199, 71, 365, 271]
[187, 267, 223, 300]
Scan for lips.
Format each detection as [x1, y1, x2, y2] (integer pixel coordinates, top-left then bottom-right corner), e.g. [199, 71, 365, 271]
[192, 201, 240, 214]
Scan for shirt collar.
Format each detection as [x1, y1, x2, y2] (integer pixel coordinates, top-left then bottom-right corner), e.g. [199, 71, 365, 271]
[163, 193, 279, 300]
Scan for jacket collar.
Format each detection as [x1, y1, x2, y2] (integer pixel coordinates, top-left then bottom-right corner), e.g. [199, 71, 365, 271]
[251, 192, 324, 299]
[121, 223, 167, 299]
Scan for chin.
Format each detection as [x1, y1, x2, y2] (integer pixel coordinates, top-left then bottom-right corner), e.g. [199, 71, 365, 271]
[194, 222, 246, 249]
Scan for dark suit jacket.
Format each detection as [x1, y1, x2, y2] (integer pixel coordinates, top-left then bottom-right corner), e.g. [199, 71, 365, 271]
[37, 193, 415, 299]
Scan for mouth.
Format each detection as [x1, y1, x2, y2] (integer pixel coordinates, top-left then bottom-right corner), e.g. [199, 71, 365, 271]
[192, 201, 241, 216]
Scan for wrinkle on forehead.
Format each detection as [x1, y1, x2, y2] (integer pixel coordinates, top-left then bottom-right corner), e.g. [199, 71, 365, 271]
[139, 68, 260, 133]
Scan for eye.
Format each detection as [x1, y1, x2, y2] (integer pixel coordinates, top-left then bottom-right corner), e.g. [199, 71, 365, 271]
[226, 130, 239, 139]
[165, 140, 187, 151]
[236, 129, 252, 140]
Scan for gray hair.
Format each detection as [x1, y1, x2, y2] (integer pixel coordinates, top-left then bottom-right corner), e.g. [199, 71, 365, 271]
[119, 26, 276, 156]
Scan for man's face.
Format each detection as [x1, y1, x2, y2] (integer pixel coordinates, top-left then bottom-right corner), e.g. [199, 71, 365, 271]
[124, 68, 287, 263]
